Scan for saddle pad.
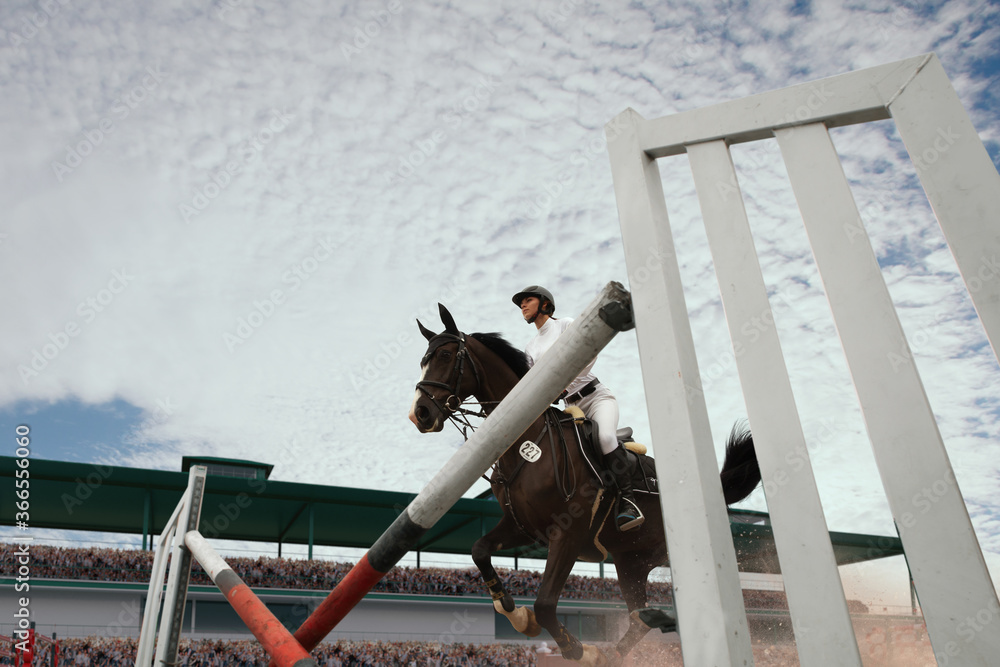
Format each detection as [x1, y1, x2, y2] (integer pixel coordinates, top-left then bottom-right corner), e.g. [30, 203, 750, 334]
[561, 409, 658, 495]
[633, 452, 658, 495]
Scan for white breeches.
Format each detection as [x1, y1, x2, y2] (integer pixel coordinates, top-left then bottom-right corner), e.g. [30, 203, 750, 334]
[572, 384, 619, 455]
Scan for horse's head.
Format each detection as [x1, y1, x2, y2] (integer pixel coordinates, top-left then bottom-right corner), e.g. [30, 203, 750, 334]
[408, 304, 482, 433]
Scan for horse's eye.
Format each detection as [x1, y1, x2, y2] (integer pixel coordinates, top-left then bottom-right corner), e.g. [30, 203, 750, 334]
[439, 350, 452, 360]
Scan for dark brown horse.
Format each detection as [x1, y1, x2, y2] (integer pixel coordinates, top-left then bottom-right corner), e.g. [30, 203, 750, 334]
[407, 304, 760, 666]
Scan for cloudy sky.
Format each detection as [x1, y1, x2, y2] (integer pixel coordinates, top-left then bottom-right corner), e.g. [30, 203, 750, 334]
[2, 0, 998, 608]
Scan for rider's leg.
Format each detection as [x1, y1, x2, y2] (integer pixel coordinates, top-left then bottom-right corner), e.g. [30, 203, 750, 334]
[586, 391, 619, 457]
[580, 387, 644, 531]
[603, 445, 644, 531]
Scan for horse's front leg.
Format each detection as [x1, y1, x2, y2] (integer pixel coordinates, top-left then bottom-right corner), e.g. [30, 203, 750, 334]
[532, 532, 603, 664]
[470, 514, 541, 636]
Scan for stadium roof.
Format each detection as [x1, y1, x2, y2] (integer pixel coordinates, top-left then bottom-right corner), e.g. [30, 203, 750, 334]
[0, 455, 903, 572]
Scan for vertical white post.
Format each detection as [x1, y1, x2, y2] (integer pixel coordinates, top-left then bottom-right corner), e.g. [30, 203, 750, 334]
[606, 108, 754, 666]
[152, 466, 207, 667]
[687, 138, 862, 666]
[606, 53, 999, 667]
[775, 122, 1000, 663]
[888, 54, 1000, 360]
[135, 486, 191, 666]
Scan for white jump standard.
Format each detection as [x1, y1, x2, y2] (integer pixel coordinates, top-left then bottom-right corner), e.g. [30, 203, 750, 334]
[608, 52, 1000, 666]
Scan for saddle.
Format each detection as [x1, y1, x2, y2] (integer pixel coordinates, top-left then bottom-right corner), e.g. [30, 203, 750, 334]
[561, 407, 658, 494]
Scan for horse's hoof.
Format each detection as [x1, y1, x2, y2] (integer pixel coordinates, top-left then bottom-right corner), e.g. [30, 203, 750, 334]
[577, 644, 609, 667]
[522, 608, 542, 637]
[560, 641, 584, 662]
[495, 602, 542, 637]
[630, 607, 677, 633]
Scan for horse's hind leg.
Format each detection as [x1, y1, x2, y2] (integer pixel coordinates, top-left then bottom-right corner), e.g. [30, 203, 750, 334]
[471, 515, 541, 636]
[607, 550, 668, 666]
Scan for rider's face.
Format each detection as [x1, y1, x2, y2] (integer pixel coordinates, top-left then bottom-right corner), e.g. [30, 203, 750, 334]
[520, 296, 540, 321]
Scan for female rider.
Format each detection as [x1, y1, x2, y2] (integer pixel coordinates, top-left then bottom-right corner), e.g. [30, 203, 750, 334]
[513, 285, 643, 531]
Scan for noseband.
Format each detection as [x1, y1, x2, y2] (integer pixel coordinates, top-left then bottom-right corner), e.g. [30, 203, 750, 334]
[415, 332, 486, 434]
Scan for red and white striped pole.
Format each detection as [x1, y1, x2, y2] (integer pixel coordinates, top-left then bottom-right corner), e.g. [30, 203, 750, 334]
[273, 282, 633, 661]
[184, 531, 319, 667]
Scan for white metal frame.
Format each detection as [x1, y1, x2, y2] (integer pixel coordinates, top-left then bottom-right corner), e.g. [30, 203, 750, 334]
[136, 466, 207, 667]
[607, 53, 1000, 666]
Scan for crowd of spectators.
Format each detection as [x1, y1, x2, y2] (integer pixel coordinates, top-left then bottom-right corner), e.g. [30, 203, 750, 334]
[0, 544, 677, 603]
[2, 637, 538, 666]
[0, 544, 796, 610]
[0, 541, 921, 667]
[4, 635, 938, 666]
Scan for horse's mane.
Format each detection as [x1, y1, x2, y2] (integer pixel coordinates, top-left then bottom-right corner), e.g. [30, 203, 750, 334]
[469, 332, 530, 378]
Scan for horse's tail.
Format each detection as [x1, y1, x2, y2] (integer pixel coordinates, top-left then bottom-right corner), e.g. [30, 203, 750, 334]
[719, 421, 761, 505]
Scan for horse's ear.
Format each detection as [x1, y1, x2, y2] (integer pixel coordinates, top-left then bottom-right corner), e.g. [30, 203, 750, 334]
[417, 319, 436, 342]
[438, 303, 459, 335]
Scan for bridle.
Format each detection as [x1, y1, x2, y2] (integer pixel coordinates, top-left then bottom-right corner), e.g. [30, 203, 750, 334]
[414, 330, 578, 508]
[414, 332, 489, 437]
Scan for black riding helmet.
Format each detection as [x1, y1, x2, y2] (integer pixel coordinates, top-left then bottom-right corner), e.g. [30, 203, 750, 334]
[512, 285, 555, 317]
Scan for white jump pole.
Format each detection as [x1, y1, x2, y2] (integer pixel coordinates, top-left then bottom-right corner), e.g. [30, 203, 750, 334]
[280, 281, 634, 655]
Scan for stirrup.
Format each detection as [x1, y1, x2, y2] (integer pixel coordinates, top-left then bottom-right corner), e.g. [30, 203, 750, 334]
[615, 496, 644, 531]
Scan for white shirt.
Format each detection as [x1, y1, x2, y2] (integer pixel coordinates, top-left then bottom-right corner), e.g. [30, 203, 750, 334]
[524, 317, 597, 396]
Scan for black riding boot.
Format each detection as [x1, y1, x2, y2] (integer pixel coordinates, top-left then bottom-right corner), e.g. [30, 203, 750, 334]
[604, 446, 644, 531]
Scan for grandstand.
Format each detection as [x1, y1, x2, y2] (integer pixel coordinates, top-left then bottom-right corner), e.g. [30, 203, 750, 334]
[1, 455, 907, 651]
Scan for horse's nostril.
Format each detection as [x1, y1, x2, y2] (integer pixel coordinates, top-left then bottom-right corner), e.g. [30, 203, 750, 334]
[415, 405, 429, 422]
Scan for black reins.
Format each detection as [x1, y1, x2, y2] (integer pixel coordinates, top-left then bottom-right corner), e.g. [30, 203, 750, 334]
[416, 332, 580, 541]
